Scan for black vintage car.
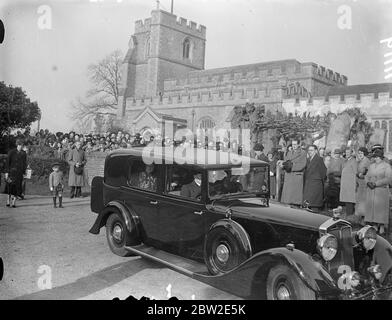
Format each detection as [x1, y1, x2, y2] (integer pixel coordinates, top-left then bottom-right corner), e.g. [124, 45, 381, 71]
[89, 147, 392, 300]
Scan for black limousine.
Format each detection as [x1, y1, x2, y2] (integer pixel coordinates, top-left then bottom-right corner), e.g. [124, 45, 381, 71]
[89, 147, 392, 300]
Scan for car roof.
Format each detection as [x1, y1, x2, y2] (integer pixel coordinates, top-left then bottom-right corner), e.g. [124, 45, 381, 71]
[107, 146, 268, 170]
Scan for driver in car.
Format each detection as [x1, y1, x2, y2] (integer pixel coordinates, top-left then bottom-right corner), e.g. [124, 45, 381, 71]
[181, 172, 202, 199]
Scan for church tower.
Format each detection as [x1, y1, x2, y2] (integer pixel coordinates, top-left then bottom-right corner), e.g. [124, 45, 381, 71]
[119, 9, 206, 113]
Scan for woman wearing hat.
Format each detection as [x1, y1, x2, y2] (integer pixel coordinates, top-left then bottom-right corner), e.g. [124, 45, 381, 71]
[364, 149, 392, 235]
[4, 140, 27, 208]
[355, 147, 370, 220]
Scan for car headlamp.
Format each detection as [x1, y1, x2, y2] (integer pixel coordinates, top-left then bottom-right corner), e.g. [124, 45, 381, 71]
[356, 226, 377, 251]
[317, 233, 338, 261]
[368, 264, 382, 280]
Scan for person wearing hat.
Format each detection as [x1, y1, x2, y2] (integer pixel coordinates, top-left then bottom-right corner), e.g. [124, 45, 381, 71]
[355, 147, 371, 220]
[364, 149, 392, 235]
[49, 163, 64, 208]
[303, 145, 327, 212]
[67, 140, 87, 198]
[280, 139, 307, 207]
[5, 139, 27, 208]
[253, 143, 268, 162]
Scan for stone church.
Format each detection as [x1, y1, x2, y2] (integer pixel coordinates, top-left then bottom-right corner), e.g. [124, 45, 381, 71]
[116, 9, 348, 139]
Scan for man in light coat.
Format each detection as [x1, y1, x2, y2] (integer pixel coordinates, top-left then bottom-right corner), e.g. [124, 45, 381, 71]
[280, 139, 307, 207]
[340, 148, 357, 216]
[67, 141, 87, 198]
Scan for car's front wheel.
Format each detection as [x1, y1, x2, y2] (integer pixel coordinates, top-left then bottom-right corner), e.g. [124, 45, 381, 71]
[106, 212, 135, 257]
[204, 226, 250, 275]
[266, 264, 316, 300]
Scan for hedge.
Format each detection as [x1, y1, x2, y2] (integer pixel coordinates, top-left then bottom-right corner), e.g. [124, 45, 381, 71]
[0, 153, 69, 180]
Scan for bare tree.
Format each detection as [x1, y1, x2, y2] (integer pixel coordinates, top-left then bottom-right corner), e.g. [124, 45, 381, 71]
[70, 50, 123, 130]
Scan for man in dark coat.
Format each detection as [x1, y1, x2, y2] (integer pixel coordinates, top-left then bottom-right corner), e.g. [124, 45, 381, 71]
[181, 172, 202, 199]
[5, 140, 27, 207]
[303, 145, 327, 211]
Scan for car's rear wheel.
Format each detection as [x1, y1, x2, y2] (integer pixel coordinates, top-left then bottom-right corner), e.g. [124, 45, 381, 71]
[204, 226, 250, 275]
[106, 212, 135, 257]
[266, 264, 316, 300]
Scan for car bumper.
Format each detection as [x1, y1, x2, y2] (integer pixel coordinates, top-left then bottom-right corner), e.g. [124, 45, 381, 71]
[345, 285, 392, 300]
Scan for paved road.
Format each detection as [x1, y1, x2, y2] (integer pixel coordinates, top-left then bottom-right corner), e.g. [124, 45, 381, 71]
[0, 194, 239, 300]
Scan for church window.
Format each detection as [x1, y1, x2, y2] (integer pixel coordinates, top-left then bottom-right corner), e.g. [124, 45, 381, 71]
[145, 37, 150, 59]
[198, 117, 216, 129]
[375, 121, 380, 129]
[183, 38, 191, 59]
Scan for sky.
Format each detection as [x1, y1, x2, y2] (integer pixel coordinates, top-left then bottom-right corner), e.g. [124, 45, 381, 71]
[0, 0, 391, 132]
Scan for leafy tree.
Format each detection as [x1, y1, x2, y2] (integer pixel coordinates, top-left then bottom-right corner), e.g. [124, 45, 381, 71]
[71, 50, 123, 131]
[0, 81, 41, 135]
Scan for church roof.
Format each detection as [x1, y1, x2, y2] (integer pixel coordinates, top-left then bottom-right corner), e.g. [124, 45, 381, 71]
[187, 59, 301, 77]
[326, 83, 392, 97]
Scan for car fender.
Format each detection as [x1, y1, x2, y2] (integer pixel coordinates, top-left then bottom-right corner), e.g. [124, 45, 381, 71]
[89, 201, 141, 244]
[208, 219, 252, 257]
[372, 235, 392, 284]
[194, 246, 339, 299]
[252, 247, 338, 295]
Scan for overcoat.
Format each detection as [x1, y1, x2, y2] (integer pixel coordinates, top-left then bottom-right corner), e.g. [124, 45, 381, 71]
[355, 157, 371, 217]
[67, 147, 87, 187]
[269, 157, 277, 197]
[303, 154, 327, 208]
[5, 149, 27, 196]
[281, 148, 307, 205]
[340, 157, 357, 203]
[364, 161, 392, 225]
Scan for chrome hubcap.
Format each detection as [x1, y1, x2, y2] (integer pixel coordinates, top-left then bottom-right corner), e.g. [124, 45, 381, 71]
[216, 244, 230, 263]
[113, 225, 123, 242]
[276, 284, 291, 300]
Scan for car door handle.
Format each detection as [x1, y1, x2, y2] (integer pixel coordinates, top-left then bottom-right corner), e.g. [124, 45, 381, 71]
[150, 201, 158, 205]
[193, 211, 203, 215]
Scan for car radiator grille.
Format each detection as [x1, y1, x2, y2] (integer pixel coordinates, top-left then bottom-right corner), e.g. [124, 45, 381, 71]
[327, 225, 354, 280]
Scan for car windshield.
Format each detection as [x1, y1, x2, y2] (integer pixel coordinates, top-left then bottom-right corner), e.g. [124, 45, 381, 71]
[208, 166, 269, 199]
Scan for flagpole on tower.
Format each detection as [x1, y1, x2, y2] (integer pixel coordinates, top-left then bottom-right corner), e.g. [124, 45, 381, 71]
[156, 0, 160, 10]
[171, 0, 174, 14]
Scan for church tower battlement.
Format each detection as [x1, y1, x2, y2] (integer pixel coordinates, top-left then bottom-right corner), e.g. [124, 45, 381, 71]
[119, 9, 207, 116]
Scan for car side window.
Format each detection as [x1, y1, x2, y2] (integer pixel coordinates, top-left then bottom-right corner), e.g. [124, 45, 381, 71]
[127, 159, 160, 192]
[105, 155, 129, 187]
[165, 165, 202, 201]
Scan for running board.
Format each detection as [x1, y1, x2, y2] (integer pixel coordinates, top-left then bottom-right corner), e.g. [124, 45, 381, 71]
[125, 244, 209, 277]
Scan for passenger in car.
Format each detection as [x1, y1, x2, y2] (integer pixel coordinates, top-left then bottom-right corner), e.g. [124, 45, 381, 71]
[181, 172, 202, 199]
[129, 163, 157, 192]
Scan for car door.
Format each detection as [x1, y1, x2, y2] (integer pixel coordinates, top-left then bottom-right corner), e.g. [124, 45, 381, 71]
[153, 164, 206, 260]
[121, 157, 163, 245]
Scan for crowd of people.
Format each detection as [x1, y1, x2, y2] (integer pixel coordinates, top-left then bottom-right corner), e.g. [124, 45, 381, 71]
[3, 128, 392, 236]
[261, 140, 392, 236]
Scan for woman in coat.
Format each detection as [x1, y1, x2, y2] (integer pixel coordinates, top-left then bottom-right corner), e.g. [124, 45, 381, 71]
[355, 147, 371, 221]
[67, 141, 87, 198]
[340, 148, 357, 216]
[5, 140, 27, 207]
[364, 149, 392, 235]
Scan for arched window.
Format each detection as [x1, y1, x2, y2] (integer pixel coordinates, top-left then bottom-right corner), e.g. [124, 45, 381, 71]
[183, 38, 191, 59]
[198, 117, 216, 129]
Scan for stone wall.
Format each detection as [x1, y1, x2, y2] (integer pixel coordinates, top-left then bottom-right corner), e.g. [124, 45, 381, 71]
[85, 152, 106, 185]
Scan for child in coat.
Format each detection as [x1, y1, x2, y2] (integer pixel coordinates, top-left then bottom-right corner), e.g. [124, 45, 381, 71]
[49, 163, 64, 208]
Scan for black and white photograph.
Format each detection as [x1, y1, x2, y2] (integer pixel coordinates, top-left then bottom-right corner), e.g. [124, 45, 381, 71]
[1, 0, 392, 305]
